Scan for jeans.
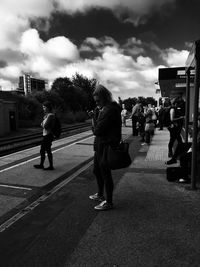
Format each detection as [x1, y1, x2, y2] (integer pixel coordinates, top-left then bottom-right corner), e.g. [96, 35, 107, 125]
[93, 144, 113, 204]
[168, 126, 183, 155]
[40, 134, 54, 167]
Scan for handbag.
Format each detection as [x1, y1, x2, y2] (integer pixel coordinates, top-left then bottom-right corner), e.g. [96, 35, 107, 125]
[105, 141, 132, 170]
[145, 122, 155, 132]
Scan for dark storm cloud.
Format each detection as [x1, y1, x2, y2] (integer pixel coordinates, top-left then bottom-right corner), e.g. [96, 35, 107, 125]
[0, 61, 7, 68]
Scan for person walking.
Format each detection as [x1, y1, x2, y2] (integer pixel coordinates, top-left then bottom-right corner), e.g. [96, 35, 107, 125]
[34, 101, 55, 170]
[89, 84, 122, 211]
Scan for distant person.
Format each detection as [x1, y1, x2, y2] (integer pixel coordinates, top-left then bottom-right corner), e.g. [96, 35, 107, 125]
[136, 107, 145, 142]
[121, 104, 128, 127]
[157, 105, 165, 130]
[34, 101, 55, 170]
[89, 84, 122, 211]
[143, 109, 155, 145]
[131, 101, 141, 136]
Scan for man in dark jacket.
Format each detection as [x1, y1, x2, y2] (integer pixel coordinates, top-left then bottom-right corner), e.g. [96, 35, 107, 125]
[89, 84, 122, 211]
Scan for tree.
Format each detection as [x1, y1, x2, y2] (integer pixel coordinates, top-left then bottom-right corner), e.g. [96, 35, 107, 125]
[71, 73, 97, 111]
[123, 97, 138, 112]
[145, 97, 157, 106]
[32, 90, 65, 112]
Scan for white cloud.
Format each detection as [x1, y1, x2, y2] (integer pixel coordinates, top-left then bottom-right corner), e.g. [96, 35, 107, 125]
[161, 48, 189, 67]
[0, 29, 190, 100]
[0, 78, 16, 90]
[0, 0, 54, 50]
[20, 29, 43, 55]
[0, 65, 21, 79]
[84, 37, 103, 47]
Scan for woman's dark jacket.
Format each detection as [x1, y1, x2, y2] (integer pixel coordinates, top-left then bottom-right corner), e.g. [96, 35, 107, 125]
[93, 102, 122, 151]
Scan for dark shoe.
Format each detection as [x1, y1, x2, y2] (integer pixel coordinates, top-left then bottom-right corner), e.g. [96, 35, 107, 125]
[168, 152, 173, 158]
[165, 159, 177, 165]
[43, 166, 54, 170]
[178, 178, 191, 184]
[34, 164, 44, 169]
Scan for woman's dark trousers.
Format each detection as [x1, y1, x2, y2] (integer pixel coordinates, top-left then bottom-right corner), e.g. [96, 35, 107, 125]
[132, 115, 138, 136]
[168, 126, 183, 157]
[40, 134, 53, 167]
[93, 145, 113, 204]
[172, 142, 192, 161]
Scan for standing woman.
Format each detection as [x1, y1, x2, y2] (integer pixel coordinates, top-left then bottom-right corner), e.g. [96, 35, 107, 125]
[34, 101, 55, 170]
[89, 84, 122, 210]
[168, 98, 184, 158]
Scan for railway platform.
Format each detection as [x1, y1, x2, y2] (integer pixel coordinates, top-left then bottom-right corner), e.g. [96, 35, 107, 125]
[1, 120, 200, 266]
[66, 122, 200, 267]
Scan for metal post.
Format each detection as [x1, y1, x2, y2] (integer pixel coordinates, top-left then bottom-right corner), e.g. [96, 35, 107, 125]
[191, 42, 200, 190]
[185, 69, 190, 142]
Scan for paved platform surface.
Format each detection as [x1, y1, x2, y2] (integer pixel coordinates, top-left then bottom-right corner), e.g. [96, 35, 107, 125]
[65, 125, 200, 267]
[0, 127, 132, 221]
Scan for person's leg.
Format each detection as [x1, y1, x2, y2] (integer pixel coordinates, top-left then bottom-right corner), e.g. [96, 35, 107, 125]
[145, 131, 150, 144]
[34, 138, 45, 168]
[166, 142, 192, 164]
[159, 116, 163, 130]
[93, 152, 104, 197]
[132, 116, 138, 136]
[168, 127, 176, 157]
[46, 135, 54, 169]
[100, 162, 113, 204]
[176, 129, 183, 145]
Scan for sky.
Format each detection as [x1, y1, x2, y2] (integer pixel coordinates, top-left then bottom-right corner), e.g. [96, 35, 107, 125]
[0, 0, 200, 100]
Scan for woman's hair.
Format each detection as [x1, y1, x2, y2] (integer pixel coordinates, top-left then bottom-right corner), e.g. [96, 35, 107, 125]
[43, 101, 53, 112]
[93, 84, 112, 104]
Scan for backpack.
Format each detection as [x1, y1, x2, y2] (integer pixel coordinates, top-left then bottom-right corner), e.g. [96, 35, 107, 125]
[52, 115, 61, 138]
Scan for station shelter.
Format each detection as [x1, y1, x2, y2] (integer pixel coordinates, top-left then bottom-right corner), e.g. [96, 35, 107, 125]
[0, 99, 18, 136]
[158, 41, 200, 189]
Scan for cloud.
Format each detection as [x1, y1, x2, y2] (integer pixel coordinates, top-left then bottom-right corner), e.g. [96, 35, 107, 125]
[55, 41, 161, 99]
[0, 28, 190, 99]
[161, 48, 189, 67]
[0, 78, 16, 90]
[0, 65, 21, 79]
[0, 0, 54, 50]
[55, 0, 176, 25]
[19, 29, 80, 76]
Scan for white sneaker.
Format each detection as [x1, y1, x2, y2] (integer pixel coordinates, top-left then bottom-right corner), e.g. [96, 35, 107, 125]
[94, 200, 113, 211]
[89, 193, 105, 202]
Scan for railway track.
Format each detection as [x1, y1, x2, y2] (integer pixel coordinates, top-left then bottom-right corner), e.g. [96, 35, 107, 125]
[0, 121, 92, 156]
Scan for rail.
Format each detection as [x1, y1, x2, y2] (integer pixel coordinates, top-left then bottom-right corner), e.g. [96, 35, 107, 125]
[0, 121, 92, 156]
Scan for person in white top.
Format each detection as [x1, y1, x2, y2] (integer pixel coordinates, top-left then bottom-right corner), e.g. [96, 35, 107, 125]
[34, 101, 55, 170]
[121, 104, 128, 127]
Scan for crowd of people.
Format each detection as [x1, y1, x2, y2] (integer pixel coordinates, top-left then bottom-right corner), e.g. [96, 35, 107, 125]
[120, 100, 172, 146]
[33, 84, 199, 210]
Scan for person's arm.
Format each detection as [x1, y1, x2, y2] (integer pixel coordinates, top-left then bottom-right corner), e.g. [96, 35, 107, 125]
[43, 114, 54, 129]
[93, 106, 116, 136]
[170, 108, 175, 122]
